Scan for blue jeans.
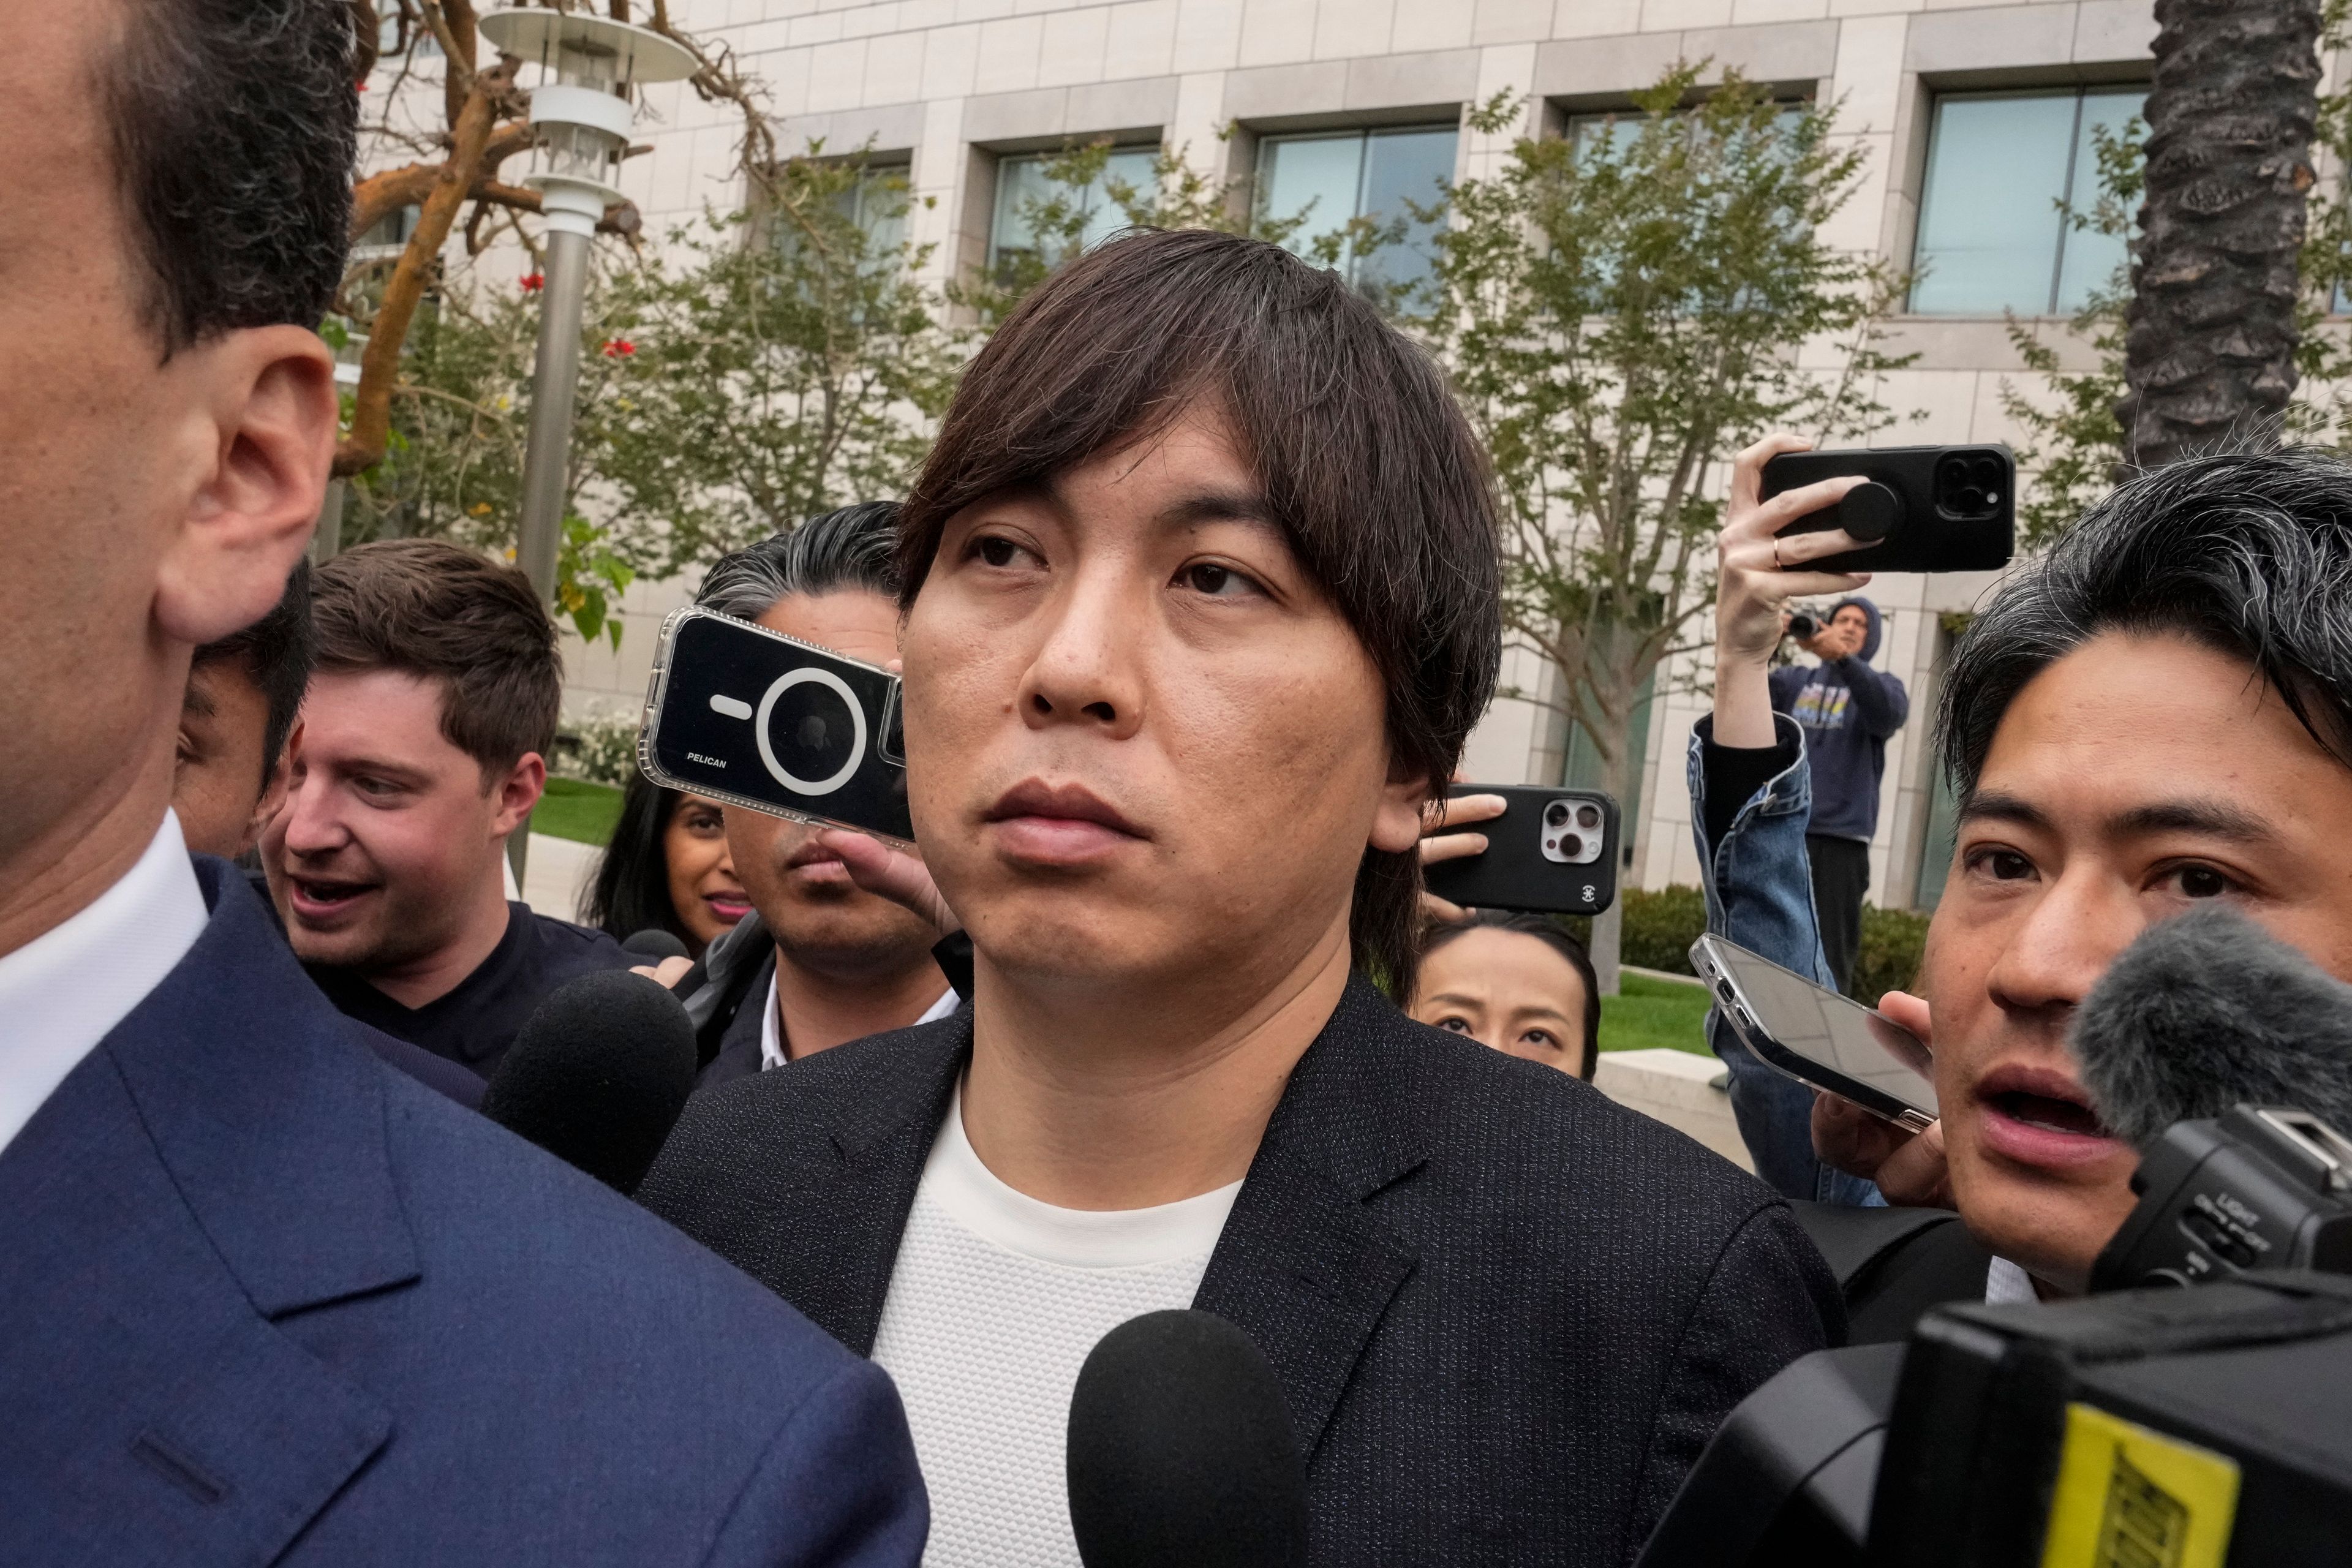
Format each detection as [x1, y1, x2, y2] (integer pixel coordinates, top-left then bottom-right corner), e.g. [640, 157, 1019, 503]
[1686, 714, 1882, 1207]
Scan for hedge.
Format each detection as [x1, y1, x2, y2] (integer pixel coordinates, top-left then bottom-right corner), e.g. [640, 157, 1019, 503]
[1591, 883, 1929, 1001]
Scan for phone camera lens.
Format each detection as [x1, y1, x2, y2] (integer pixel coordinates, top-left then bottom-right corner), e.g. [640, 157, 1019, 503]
[1544, 801, 1571, 829]
[1575, 804, 1601, 831]
[768, 679, 858, 775]
[1559, 833, 1583, 859]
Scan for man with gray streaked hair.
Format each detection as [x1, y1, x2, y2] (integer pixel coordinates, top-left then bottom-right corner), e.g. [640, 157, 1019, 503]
[684, 502, 959, 1087]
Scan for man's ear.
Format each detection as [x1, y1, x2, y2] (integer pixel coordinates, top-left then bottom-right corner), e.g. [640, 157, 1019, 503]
[1371, 767, 1431, 856]
[490, 752, 549, 840]
[154, 325, 339, 649]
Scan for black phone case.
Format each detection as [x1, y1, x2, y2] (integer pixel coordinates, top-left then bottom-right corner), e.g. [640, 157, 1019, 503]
[1422, 786, 1619, 917]
[639, 608, 914, 844]
[1763, 443, 2016, 575]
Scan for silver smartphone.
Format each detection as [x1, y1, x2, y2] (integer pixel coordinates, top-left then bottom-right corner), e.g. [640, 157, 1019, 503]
[1689, 933, 1938, 1129]
[638, 606, 913, 844]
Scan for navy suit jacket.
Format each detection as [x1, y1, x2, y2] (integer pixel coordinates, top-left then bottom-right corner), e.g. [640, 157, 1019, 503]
[641, 976, 1844, 1566]
[0, 858, 927, 1567]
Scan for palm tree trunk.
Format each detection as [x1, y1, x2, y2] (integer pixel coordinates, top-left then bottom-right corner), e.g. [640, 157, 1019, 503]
[2119, 0, 2323, 469]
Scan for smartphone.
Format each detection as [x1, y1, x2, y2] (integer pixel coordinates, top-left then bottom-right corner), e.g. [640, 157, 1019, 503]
[1762, 443, 2016, 575]
[1689, 932, 1937, 1129]
[639, 606, 913, 843]
[1421, 786, 1619, 917]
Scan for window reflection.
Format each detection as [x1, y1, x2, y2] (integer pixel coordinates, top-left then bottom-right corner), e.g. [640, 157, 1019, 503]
[1910, 87, 2143, 317]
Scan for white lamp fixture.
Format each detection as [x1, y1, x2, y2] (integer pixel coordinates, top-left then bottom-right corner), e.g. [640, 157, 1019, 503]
[476, 9, 696, 237]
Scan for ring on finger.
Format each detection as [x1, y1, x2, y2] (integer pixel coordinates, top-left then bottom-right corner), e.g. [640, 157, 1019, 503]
[1773, 537, 1785, 570]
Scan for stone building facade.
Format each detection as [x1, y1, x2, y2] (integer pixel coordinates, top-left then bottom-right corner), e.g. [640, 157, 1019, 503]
[415, 0, 2167, 911]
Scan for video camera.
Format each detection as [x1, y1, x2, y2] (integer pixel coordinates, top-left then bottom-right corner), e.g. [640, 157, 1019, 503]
[1637, 1104, 2352, 1568]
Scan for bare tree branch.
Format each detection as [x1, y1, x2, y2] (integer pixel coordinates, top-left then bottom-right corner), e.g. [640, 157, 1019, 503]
[337, 59, 517, 477]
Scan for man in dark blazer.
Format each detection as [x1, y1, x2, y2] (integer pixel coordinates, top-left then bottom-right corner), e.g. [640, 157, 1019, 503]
[639, 230, 1842, 1566]
[0, 5, 923, 1562]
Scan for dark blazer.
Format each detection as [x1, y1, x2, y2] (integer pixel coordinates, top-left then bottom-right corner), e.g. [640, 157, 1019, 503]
[1793, 1200, 1994, 1345]
[639, 974, 1845, 1566]
[0, 859, 927, 1567]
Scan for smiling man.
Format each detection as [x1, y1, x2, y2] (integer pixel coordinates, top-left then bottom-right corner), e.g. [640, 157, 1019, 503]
[639, 229, 1841, 1566]
[263, 538, 633, 1077]
[1697, 437, 2352, 1314]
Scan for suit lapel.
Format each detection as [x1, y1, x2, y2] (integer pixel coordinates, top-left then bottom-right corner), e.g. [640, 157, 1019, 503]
[0, 862, 417, 1563]
[1195, 977, 1425, 1458]
[786, 1013, 969, 1355]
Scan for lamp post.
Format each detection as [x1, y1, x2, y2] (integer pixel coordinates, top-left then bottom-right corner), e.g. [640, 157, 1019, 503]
[476, 7, 694, 607]
[477, 9, 693, 894]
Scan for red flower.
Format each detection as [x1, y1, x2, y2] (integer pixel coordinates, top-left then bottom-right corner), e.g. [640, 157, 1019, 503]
[519, 273, 545, 293]
[601, 338, 637, 358]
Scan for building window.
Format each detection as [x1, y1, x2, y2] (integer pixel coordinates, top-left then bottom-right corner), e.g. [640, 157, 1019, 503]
[836, 164, 912, 268]
[351, 203, 420, 263]
[1255, 124, 1458, 293]
[1910, 87, 2143, 317]
[987, 146, 1159, 281]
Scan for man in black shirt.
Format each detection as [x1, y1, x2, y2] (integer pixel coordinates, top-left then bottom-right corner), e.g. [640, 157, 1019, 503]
[262, 540, 630, 1076]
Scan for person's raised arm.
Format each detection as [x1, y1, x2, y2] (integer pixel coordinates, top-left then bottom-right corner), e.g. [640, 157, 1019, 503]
[1712, 435, 1874, 748]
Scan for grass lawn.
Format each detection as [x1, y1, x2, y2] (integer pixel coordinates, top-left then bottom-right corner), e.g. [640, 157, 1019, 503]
[1598, 970, 1715, 1057]
[533, 776, 625, 846]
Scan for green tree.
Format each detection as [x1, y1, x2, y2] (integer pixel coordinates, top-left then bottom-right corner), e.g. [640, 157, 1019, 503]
[950, 135, 1363, 325]
[340, 145, 963, 646]
[1417, 72, 1909, 992]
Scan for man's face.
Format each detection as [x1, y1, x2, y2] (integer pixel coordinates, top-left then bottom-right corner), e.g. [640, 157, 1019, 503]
[1826, 605, 1869, 658]
[1921, 631, 2352, 1291]
[263, 669, 536, 974]
[898, 405, 1420, 1006]
[0, 7, 214, 872]
[725, 590, 938, 979]
[174, 658, 285, 859]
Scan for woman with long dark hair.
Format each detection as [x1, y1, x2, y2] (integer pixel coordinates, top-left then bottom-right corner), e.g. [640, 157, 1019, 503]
[580, 769, 748, 959]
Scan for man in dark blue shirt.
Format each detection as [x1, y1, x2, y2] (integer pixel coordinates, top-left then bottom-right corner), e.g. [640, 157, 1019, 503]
[1770, 595, 1909, 990]
[263, 540, 633, 1077]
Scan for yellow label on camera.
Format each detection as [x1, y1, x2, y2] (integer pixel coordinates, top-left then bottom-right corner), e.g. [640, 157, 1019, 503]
[2039, 1403, 2240, 1568]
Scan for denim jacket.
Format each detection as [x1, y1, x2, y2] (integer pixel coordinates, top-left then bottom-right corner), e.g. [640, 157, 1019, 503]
[1686, 712, 1881, 1206]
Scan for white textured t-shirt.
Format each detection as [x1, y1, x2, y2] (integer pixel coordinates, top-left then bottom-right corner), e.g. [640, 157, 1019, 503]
[871, 1085, 1242, 1567]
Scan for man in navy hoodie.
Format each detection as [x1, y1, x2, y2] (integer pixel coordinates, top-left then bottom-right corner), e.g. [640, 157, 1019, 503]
[1770, 597, 1909, 990]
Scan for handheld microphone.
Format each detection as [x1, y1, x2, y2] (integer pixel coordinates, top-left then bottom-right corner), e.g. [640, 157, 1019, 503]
[2070, 904, 2352, 1145]
[1066, 1309, 1308, 1568]
[620, 928, 689, 962]
[620, 927, 706, 1000]
[480, 969, 698, 1194]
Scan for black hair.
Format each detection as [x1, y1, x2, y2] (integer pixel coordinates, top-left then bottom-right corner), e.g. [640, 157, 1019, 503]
[192, 559, 314, 788]
[1417, 911, 1602, 1079]
[581, 770, 696, 951]
[104, 0, 359, 355]
[897, 229, 1503, 996]
[1940, 447, 2352, 796]
[696, 502, 904, 619]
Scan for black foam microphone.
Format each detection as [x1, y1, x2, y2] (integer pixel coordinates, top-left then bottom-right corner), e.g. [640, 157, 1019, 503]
[480, 969, 699, 1193]
[620, 927, 706, 1000]
[1066, 1310, 1308, 1568]
[2070, 904, 2352, 1145]
[620, 928, 689, 962]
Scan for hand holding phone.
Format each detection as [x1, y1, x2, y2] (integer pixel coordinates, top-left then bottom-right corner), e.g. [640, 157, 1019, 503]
[639, 608, 914, 843]
[1690, 933, 1938, 1129]
[1761, 443, 2016, 575]
[1420, 786, 1619, 917]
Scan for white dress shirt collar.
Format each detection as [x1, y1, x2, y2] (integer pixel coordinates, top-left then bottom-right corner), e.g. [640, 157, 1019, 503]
[0, 812, 209, 1158]
[760, 963, 958, 1071]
